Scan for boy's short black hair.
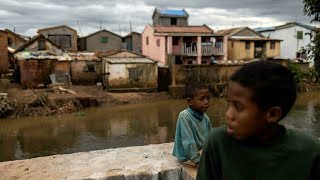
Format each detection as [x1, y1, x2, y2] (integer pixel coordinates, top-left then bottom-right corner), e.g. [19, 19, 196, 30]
[185, 82, 209, 98]
[230, 60, 296, 120]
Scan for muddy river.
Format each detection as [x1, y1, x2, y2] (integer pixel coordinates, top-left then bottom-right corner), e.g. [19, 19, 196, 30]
[0, 92, 319, 162]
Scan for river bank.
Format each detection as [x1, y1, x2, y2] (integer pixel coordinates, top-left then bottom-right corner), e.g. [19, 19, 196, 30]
[1, 78, 320, 119]
[0, 78, 172, 118]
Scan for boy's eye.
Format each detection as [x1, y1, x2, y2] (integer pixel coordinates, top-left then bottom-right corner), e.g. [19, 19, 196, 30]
[227, 100, 243, 112]
[234, 102, 243, 111]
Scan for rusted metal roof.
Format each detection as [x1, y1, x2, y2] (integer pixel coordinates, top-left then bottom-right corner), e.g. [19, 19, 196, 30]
[68, 52, 100, 61]
[154, 25, 213, 34]
[103, 57, 156, 64]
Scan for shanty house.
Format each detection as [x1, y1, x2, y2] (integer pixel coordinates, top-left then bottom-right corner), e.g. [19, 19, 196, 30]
[101, 50, 157, 91]
[68, 52, 102, 85]
[0, 30, 8, 75]
[123, 32, 142, 53]
[4, 29, 28, 50]
[78, 29, 122, 51]
[38, 25, 78, 51]
[14, 34, 69, 88]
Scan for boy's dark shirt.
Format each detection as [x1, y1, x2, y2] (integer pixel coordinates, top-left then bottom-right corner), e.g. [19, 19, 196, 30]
[197, 126, 320, 180]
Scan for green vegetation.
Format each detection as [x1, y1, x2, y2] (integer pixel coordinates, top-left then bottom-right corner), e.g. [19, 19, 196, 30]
[287, 62, 305, 83]
[0, 96, 16, 118]
[304, 0, 320, 82]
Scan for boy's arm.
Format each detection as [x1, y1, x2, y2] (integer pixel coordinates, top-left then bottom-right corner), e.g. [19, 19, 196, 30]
[179, 116, 201, 164]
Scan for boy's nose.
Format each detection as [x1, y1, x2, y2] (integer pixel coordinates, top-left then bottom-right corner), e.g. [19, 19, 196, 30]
[225, 108, 234, 121]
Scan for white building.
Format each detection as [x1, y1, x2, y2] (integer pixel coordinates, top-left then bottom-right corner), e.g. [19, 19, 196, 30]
[255, 22, 316, 66]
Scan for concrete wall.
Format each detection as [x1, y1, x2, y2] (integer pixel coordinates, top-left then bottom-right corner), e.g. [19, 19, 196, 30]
[153, 12, 189, 26]
[265, 41, 281, 58]
[228, 40, 254, 60]
[0, 31, 8, 75]
[70, 61, 102, 85]
[38, 27, 77, 51]
[132, 33, 142, 53]
[104, 62, 158, 90]
[169, 64, 242, 98]
[142, 25, 167, 65]
[85, 31, 122, 51]
[0, 143, 196, 180]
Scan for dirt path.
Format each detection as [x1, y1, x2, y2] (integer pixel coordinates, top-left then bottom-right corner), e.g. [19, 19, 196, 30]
[0, 79, 172, 118]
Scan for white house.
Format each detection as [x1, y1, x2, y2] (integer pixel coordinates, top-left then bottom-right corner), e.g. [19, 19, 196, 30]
[255, 22, 316, 66]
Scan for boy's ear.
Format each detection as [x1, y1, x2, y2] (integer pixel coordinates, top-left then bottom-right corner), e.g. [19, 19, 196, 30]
[187, 97, 192, 105]
[266, 106, 282, 123]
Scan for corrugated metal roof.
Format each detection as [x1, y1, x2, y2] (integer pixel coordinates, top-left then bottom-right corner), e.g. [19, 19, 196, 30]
[255, 27, 276, 32]
[103, 57, 156, 64]
[255, 22, 316, 32]
[159, 9, 188, 16]
[230, 36, 282, 41]
[154, 25, 213, 33]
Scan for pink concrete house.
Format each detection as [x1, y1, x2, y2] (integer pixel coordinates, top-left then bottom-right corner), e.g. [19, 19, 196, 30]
[142, 25, 227, 65]
[142, 9, 227, 66]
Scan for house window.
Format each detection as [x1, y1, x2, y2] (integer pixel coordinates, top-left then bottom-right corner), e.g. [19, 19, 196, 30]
[48, 34, 72, 49]
[38, 39, 46, 50]
[231, 42, 234, 48]
[157, 39, 160, 47]
[245, 41, 250, 50]
[8, 37, 12, 46]
[101, 37, 108, 43]
[146, 36, 149, 45]
[173, 37, 179, 45]
[84, 64, 95, 72]
[171, 18, 177, 25]
[297, 31, 303, 40]
[270, 42, 275, 49]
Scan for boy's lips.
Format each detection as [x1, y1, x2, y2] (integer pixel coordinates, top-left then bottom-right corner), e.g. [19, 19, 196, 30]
[227, 125, 234, 134]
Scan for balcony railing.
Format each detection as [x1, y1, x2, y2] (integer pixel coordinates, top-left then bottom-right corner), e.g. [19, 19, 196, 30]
[179, 43, 224, 56]
[181, 44, 197, 56]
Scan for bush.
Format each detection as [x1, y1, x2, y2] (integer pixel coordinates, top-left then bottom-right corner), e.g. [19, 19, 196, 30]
[0, 96, 16, 118]
[287, 62, 305, 83]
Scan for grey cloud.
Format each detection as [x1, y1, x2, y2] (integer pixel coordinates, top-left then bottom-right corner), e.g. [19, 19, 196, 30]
[0, 0, 316, 37]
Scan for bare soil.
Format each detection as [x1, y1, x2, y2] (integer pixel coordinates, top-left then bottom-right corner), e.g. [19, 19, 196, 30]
[0, 78, 172, 118]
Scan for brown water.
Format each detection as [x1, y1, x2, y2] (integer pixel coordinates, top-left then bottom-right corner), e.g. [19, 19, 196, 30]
[0, 92, 319, 162]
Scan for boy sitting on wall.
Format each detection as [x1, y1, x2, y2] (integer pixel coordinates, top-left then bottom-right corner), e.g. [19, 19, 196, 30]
[172, 82, 213, 167]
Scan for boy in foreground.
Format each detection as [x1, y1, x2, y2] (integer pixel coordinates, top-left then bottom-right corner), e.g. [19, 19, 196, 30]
[173, 82, 212, 167]
[197, 61, 320, 179]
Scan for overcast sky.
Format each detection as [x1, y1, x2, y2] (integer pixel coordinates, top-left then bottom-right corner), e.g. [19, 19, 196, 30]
[0, 0, 318, 37]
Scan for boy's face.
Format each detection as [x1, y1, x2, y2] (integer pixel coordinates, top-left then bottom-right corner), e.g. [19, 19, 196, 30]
[225, 81, 269, 140]
[187, 89, 210, 113]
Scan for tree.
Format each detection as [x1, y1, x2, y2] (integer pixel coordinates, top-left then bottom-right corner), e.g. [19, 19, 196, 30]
[304, 0, 320, 81]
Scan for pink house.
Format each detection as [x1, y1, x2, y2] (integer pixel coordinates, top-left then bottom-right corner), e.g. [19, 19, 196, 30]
[142, 9, 227, 66]
[142, 24, 227, 66]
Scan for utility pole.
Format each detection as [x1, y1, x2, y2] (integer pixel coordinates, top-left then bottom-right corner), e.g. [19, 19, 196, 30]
[77, 21, 83, 36]
[130, 21, 132, 33]
[100, 20, 102, 30]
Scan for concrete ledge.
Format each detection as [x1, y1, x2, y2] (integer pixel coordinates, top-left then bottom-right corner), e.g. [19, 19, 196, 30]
[0, 143, 195, 180]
